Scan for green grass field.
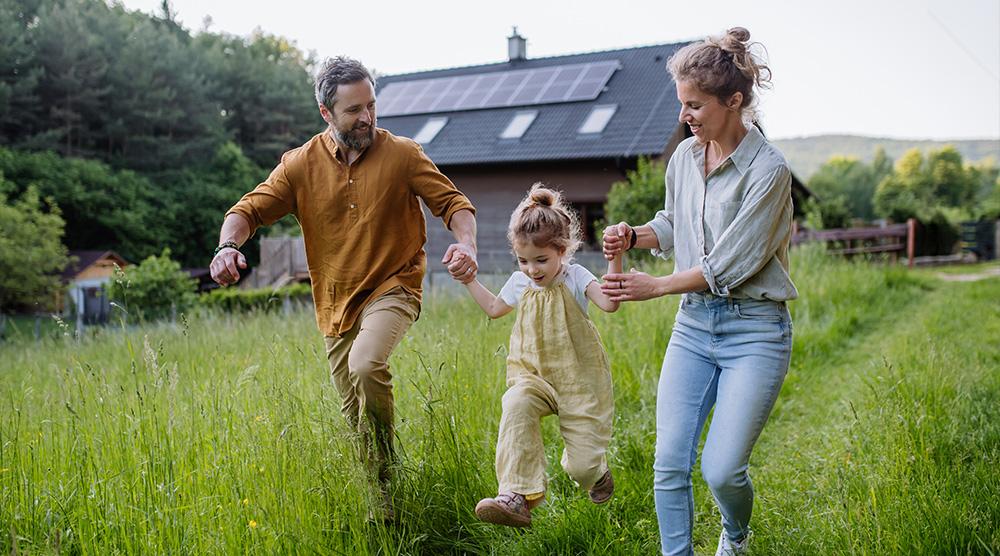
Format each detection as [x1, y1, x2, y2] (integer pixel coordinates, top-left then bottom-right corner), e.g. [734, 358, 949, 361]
[2, 246, 998, 555]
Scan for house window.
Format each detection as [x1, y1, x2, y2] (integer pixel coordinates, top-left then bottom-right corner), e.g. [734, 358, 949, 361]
[570, 201, 606, 248]
[500, 110, 538, 139]
[413, 117, 448, 144]
[578, 104, 617, 134]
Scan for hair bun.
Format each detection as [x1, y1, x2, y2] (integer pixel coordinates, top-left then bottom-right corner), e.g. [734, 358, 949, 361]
[528, 183, 556, 207]
[726, 27, 751, 43]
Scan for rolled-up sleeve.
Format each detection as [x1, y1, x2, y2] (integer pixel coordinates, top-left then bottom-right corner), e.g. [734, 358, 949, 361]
[408, 144, 475, 230]
[225, 163, 296, 236]
[701, 165, 791, 296]
[647, 157, 677, 260]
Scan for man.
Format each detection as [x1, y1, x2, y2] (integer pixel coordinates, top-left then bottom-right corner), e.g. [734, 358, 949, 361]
[210, 56, 478, 521]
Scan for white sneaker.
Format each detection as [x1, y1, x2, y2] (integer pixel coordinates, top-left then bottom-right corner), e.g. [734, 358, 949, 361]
[715, 529, 751, 556]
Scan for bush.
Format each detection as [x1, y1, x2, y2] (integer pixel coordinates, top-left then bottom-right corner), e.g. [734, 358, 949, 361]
[107, 249, 196, 323]
[199, 282, 311, 313]
[602, 157, 665, 263]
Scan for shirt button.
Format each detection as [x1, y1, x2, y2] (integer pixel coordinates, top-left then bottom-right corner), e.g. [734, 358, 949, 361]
[350, 204, 356, 209]
[349, 179, 354, 184]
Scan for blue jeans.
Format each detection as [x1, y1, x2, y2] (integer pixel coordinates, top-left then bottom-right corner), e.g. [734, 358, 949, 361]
[654, 293, 792, 556]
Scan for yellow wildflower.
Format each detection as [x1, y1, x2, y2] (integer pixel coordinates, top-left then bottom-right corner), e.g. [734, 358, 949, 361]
[242, 498, 249, 506]
[249, 520, 257, 529]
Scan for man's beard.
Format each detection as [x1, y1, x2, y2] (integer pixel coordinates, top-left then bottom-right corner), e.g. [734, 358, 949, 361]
[334, 121, 375, 151]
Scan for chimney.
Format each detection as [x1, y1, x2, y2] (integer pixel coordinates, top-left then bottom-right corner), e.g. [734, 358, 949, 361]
[507, 26, 527, 62]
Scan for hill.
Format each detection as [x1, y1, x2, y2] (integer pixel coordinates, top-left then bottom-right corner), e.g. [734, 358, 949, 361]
[772, 135, 999, 179]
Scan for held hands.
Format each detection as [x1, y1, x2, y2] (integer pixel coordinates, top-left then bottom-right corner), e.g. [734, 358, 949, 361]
[211, 248, 247, 287]
[600, 268, 662, 302]
[602, 222, 633, 261]
[442, 243, 478, 284]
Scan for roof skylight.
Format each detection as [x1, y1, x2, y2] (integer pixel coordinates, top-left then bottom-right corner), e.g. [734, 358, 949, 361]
[500, 111, 538, 139]
[413, 117, 448, 144]
[578, 104, 617, 134]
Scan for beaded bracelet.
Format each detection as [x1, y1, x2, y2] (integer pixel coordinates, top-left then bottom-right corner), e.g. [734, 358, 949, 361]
[214, 240, 240, 256]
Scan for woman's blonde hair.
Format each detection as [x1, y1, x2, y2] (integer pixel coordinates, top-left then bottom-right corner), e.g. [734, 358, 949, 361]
[667, 27, 772, 122]
[507, 183, 582, 257]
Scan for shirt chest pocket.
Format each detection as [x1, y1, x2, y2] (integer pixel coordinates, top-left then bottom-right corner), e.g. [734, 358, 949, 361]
[705, 199, 742, 232]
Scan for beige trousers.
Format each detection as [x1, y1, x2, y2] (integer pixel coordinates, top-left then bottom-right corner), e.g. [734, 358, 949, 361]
[324, 287, 420, 483]
[496, 283, 614, 496]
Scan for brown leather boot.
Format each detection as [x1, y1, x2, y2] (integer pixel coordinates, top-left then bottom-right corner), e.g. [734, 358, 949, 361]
[589, 469, 614, 504]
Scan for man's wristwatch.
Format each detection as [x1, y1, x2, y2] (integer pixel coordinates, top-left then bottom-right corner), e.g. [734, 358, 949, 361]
[628, 227, 638, 250]
[214, 240, 240, 256]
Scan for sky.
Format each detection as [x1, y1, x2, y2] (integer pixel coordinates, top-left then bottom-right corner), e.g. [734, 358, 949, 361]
[119, 0, 1000, 141]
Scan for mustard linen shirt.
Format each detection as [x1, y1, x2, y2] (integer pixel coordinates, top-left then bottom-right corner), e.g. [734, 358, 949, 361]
[226, 128, 476, 337]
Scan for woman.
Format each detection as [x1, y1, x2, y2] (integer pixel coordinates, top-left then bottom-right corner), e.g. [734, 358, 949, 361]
[601, 27, 796, 556]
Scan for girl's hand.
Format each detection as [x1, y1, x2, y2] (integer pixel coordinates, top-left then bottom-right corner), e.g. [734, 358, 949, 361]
[601, 269, 664, 302]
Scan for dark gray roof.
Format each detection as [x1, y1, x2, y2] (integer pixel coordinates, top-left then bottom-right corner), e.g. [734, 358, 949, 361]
[376, 42, 688, 165]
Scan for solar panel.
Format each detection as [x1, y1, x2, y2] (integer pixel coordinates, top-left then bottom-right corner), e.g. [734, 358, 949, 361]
[509, 67, 558, 105]
[377, 60, 620, 117]
[572, 63, 619, 100]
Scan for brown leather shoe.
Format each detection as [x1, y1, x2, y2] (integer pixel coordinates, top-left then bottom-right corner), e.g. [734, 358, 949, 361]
[475, 492, 532, 528]
[589, 469, 614, 504]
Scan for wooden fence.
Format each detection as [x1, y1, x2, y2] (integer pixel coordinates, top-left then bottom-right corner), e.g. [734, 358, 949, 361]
[792, 218, 916, 268]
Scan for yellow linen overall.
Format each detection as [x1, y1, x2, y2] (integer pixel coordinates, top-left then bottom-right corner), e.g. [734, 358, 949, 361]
[495, 281, 614, 496]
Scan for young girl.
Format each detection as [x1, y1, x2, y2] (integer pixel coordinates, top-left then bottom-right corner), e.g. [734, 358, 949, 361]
[457, 183, 622, 528]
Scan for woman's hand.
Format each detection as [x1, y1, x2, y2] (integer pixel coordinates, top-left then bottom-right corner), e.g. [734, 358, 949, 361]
[601, 269, 665, 302]
[602, 222, 633, 261]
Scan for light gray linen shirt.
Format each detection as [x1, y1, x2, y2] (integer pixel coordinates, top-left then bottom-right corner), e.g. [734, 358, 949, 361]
[646, 125, 798, 301]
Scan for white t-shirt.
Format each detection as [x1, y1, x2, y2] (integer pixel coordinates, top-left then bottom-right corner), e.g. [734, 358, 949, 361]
[498, 263, 598, 314]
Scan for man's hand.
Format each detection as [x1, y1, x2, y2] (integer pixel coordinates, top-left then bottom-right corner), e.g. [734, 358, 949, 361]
[442, 243, 478, 283]
[602, 222, 633, 261]
[211, 248, 247, 287]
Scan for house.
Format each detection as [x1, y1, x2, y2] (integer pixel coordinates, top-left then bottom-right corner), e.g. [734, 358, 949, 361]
[375, 29, 811, 279]
[61, 250, 129, 324]
[245, 31, 812, 290]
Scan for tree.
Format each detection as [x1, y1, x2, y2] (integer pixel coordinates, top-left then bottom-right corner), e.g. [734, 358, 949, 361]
[926, 146, 977, 211]
[978, 178, 1000, 220]
[161, 141, 267, 267]
[107, 248, 195, 323]
[806, 155, 879, 227]
[874, 146, 982, 223]
[0, 0, 43, 144]
[0, 147, 168, 262]
[0, 184, 70, 312]
[27, 0, 112, 157]
[194, 29, 318, 167]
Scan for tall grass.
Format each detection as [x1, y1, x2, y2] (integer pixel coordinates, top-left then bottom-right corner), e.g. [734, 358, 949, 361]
[1, 245, 996, 554]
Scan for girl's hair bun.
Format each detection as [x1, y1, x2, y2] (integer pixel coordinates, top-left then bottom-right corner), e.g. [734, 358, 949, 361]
[529, 187, 556, 207]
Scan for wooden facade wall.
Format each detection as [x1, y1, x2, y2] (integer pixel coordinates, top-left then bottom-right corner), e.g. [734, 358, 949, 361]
[424, 158, 634, 274]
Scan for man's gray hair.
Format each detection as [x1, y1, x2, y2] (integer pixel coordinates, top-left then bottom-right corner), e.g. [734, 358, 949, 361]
[314, 56, 376, 110]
